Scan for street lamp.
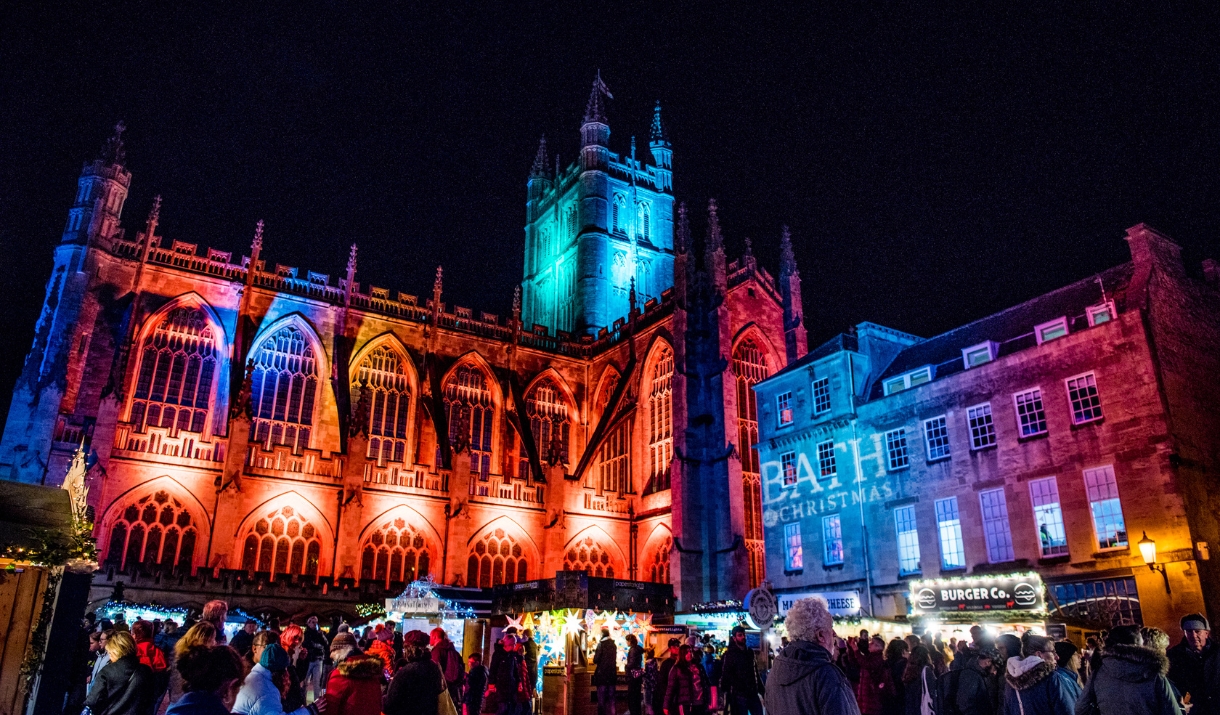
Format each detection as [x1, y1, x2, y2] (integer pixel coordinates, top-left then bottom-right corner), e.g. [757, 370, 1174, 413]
[1138, 532, 1171, 594]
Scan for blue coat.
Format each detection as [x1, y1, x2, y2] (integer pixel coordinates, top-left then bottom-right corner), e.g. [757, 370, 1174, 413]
[166, 691, 231, 715]
[1001, 657, 1075, 715]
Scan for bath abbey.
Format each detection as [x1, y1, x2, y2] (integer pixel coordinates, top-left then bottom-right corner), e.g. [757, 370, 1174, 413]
[0, 77, 807, 613]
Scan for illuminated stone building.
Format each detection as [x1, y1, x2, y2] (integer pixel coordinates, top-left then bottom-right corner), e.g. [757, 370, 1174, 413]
[752, 225, 1220, 638]
[0, 78, 806, 615]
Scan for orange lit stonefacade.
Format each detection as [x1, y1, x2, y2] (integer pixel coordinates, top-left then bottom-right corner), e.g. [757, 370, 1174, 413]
[0, 86, 808, 614]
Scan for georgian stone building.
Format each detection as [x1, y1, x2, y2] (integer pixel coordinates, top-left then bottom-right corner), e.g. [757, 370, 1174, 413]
[752, 225, 1220, 638]
[0, 78, 808, 614]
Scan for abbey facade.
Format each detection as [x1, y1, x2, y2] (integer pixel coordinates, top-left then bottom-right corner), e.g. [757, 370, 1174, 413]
[0, 79, 808, 613]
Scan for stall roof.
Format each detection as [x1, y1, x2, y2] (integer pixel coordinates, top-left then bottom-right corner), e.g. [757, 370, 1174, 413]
[492, 571, 674, 615]
[0, 481, 73, 551]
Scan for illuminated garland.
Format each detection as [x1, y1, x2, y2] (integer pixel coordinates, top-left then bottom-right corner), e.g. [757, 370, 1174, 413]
[356, 602, 387, 618]
[385, 577, 476, 620]
[688, 600, 743, 613]
[2, 515, 97, 568]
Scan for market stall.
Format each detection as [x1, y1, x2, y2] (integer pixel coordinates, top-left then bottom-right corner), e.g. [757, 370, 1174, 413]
[97, 600, 265, 642]
[907, 572, 1048, 641]
[382, 577, 484, 657]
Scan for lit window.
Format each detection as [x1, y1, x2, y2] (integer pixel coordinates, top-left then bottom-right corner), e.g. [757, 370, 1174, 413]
[883, 367, 934, 395]
[443, 365, 495, 480]
[924, 416, 951, 461]
[885, 429, 909, 470]
[249, 325, 318, 453]
[781, 451, 797, 486]
[777, 391, 794, 427]
[360, 517, 431, 588]
[935, 497, 966, 570]
[894, 505, 921, 575]
[130, 306, 219, 435]
[816, 440, 836, 478]
[239, 505, 321, 577]
[467, 528, 529, 587]
[564, 534, 617, 578]
[1013, 389, 1048, 437]
[812, 377, 831, 414]
[967, 404, 997, 449]
[1086, 302, 1115, 327]
[1083, 466, 1127, 550]
[1066, 373, 1103, 424]
[961, 342, 997, 369]
[1035, 317, 1069, 344]
[354, 345, 412, 466]
[1030, 477, 1068, 557]
[979, 488, 1015, 563]
[822, 515, 844, 566]
[103, 490, 197, 574]
[646, 348, 674, 493]
[784, 522, 804, 571]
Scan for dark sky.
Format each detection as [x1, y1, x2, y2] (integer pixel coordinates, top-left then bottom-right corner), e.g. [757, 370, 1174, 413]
[3, 4, 1220, 406]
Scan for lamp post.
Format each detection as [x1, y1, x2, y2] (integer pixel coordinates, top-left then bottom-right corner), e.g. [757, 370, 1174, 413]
[1138, 532, 1171, 594]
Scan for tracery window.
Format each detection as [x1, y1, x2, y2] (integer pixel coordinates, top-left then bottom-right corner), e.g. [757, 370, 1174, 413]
[637, 202, 650, 242]
[733, 339, 769, 587]
[647, 536, 672, 584]
[612, 195, 627, 235]
[444, 365, 494, 479]
[104, 490, 197, 573]
[240, 505, 321, 577]
[564, 535, 615, 578]
[527, 378, 570, 467]
[645, 347, 673, 494]
[249, 325, 318, 452]
[595, 422, 631, 495]
[467, 528, 527, 587]
[360, 517, 430, 588]
[567, 205, 578, 241]
[131, 307, 218, 434]
[354, 345, 412, 465]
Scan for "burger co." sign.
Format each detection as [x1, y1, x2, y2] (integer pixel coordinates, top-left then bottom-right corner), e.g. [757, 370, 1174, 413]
[908, 573, 1046, 615]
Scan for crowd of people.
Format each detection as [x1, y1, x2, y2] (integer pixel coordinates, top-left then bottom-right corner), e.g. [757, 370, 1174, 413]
[57, 596, 1220, 715]
[762, 598, 1219, 715]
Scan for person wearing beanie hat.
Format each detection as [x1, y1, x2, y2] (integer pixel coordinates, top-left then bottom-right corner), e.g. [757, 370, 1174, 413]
[321, 643, 383, 715]
[1168, 612, 1211, 708]
[384, 630, 447, 715]
[233, 643, 324, 715]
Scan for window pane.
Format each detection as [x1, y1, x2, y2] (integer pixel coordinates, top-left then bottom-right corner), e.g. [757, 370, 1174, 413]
[885, 429, 909, 470]
[968, 404, 997, 449]
[1030, 477, 1068, 557]
[1084, 466, 1127, 548]
[782, 451, 797, 486]
[812, 378, 831, 414]
[784, 522, 803, 570]
[822, 515, 843, 566]
[777, 392, 793, 426]
[980, 489, 1014, 563]
[924, 416, 950, 460]
[1014, 389, 1048, 437]
[817, 441, 836, 478]
[1067, 374, 1103, 424]
[935, 497, 965, 570]
[895, 506, 921, 575]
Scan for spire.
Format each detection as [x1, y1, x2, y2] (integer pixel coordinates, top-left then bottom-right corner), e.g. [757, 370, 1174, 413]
[433, 265, 444, 301]
[630, 136, 636, 161]
[512, 285, 522, 322]
[344, 243, 358, 306]
[144, 195, 162, 242]
[252, 219, 265, 254]
[779, 225, 797, 279]
[100, 121, 127, 166]
[675, 202, 690, 254]
[706, 199, 723, 255]
[583, 71, 613, 124]
[530, 135, 548, 179]
[650, 101, 666, 142]
[629, 276, 638, 316]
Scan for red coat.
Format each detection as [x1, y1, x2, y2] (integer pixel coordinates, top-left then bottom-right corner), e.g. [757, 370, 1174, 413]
[325, 654, 385, 715]
[851, 649, 889, 715]
[134, 640, 168, 673]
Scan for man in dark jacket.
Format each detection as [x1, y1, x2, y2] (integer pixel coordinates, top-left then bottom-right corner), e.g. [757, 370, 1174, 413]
[625, 634, 645, 715]
[1001, 636, 1076, 715]
[86, 632, 155, 715]
[956, 647, 1000, 715]
[763, 597, 860, 715]
[721, 626, 762, 715]
[593, 628, 619, 715]
[1077, 625, 1182, 715]
[466, 653, 490, 715]
[490, 634, 529, 715]
[1167, 613, 1210, 709]
[523, 629, 539, 695]
[431, 627, 466, 706]
[654, 639, 681, 715]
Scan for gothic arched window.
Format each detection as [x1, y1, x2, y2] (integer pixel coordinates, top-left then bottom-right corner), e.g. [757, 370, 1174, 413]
[567, 205, 578, 241]
[595, 422, 631, 495]
[131, 306, 218, 435]
[612, 195, 627, 235]
[360, 517, 430, 588]
[104, 490, 197, 573]
[645, 347, 674, 494]
[249, 325, 318, 452]
[637, 202, 651, 242]
[355, 345, 412, 465]
[444, 364, 494, 479]
[733, 338, 769, 587]
[647, 536, 672, 584]
[564, 535, 615, 578]
[466, 528, 527, 587]
[526, 378, 570, 468]
[239, 505, 321, 577]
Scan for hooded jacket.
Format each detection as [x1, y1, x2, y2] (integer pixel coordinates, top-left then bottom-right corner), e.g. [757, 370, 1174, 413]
[1075, 645, 1182, 715]
[233, 664, 313, 715]
[763, 640, 861, 715]
[1001, 656, 1075, 715]
[324, 653, 384, 715]
[720, 640, 760, 698]
[593, 636, 618, 686]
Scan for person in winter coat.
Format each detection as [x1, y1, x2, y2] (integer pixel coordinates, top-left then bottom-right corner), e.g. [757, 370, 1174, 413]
[720, 626, 762, 715]
[665, 646, 706, 715]
[654, 639, 681, 715]
[86, 632, 156, 715]
[956, 647, 1000, 715]
[384, 630, 447, 715]
[626, 634, 646, 715]
[432, 627, 466, 706]
[131, 620, 171, 710]
[166, 646, 247, 715]
[883, 639, 909, 715]
[320, 649, 382, 715]
[466, 653, 489, 715]
[1051, 642, 1082, 701]
[902, 645, 936, 715]
[279, 626, 308, 712]
[1001, 636, 1076, 715]
[1076, 625, 1183, 715]
[763, 596, 861, 715]
[489, 633, 530, 715]
[233, 643, 322, 715]
[593, 628, 619, 715]
[848, 635, 890, 715]
[1166, 613, 1210, 709]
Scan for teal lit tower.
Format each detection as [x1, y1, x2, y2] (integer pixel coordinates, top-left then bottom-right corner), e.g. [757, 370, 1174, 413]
[522, 75, 675, 335]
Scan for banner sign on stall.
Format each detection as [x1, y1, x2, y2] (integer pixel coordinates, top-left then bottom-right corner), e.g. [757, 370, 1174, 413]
[777, 590, 861, 617]
[908, 573, 1045, 615]
[386, 596, 441, 615]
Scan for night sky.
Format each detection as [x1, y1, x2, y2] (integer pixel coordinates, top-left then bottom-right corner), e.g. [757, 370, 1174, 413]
[3, 4, 1220, 410]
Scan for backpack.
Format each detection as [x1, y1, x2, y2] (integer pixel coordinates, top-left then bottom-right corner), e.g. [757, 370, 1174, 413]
[935, 668, 961, 715]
